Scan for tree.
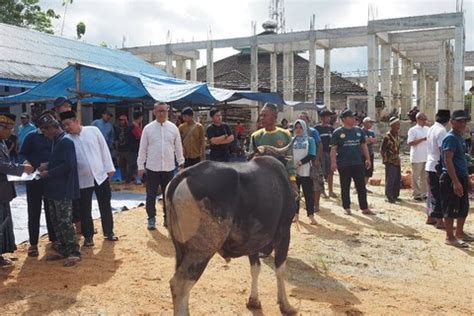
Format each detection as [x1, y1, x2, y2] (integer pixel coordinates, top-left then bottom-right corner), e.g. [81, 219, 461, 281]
[0, 0, 59, 34]
[60, 0, 73, 36]
[76, 21, 85, 39]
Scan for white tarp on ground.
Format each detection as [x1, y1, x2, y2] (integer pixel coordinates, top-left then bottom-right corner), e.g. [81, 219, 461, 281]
[11, 184, 146, 244]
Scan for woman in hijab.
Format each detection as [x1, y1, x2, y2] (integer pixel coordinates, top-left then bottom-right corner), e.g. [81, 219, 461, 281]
[292, 119, 317, 225]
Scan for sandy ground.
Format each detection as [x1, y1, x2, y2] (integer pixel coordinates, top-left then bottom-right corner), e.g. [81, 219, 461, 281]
[1, 156, 473, 315]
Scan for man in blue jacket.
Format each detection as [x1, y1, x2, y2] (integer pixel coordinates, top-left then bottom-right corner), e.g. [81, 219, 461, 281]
[38, 113, 81, 267]
[19, 126, 56, 257]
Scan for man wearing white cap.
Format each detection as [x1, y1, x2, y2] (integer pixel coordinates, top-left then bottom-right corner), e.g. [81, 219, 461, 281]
[407, 112, 429, 201]
[361, 117, 377, 191]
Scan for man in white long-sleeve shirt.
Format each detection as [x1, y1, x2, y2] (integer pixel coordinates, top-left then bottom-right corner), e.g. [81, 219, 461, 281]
[60, 111, 118, 247]
[137, 102, 184, 230]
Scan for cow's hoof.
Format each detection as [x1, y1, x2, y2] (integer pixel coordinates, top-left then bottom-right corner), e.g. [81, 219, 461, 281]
[246, 297, 262, 310]
[279, 304, 297, 315]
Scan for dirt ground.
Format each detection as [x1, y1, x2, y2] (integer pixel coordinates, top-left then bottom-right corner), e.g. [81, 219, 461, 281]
[1, 155, 473, 315]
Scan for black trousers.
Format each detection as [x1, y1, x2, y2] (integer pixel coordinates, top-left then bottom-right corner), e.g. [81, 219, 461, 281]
[296, 176, 314, 216]
[26, 179, 56, 245]
[385, 163, 401, 201]
[79, 179, 114, 239]
[145, 169, 174, 221]
[427, 171, 443, 219]
[338, 164, 368, 210]
[184, 157, 201, 168]
[118, 151, 133, 183]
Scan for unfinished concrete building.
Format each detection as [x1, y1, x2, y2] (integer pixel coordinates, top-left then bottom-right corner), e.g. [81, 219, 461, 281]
[124, 12, 471, 121]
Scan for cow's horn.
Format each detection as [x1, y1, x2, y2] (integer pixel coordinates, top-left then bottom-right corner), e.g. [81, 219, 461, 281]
[269, 137, 296, 155]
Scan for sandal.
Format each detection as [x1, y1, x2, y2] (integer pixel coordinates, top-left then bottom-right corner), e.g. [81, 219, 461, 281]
[445, 239, 469, 248]
[0, 256, 14, 268]
[45, 253, 64, 261]
[28, 245, 39, 257]
[308, 215, 318, 225]
[460, 235, 474, 242]
[105, 234, 119, 241]
[63, 256, 81, 267]
[362, 209, 376, 215]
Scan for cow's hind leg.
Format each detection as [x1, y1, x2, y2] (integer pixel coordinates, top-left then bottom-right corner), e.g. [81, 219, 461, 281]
[170, 246, 213, 316]
[274, 232, 297, 315]
[246, 254, 262, 310]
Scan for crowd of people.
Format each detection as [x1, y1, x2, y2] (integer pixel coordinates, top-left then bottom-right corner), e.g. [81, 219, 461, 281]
[0, 98, 473, 268]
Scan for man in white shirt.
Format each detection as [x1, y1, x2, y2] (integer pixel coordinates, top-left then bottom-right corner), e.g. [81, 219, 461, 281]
[60, 111, 118, 247]
[137, 102, 184, 230]
[425, 109, 450, 229]
[407, 112, 430, 201]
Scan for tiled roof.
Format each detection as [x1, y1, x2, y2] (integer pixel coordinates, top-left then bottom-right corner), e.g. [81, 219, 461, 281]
[190, 52, 366, 95]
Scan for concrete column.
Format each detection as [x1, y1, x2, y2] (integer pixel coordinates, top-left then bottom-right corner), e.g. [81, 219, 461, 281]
[401, 57, 413, 115]
[308, 31, 317, 102]
[206, 40, 214, 87]
[165, 52, 173, 76]
[175, 59, 186, 79]
[438, 41, 448, 110]
[416, 68, 427, 113]
[380, 43, 392, 112]
[426, 77, 437, 120]
[289, 49, 294, 100]
[250, 39, 258, 92]
[282, 44, 294, 120]
[270, 52, 277, 92]
[367, 34, 378, 119]
[323, 48, 331, 108]
[190, 59, 197, 81]
[391, 51, 400, 110]
[452, 26, 465, 111]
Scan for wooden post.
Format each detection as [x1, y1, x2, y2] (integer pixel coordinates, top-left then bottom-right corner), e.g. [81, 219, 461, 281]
[75, 64, 82, 123]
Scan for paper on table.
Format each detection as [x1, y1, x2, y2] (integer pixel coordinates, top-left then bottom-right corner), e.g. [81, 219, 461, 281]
[7, 170, 41, 182]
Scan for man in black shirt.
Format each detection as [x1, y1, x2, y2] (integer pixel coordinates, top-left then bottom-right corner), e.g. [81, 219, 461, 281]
[206, 109, 234, 162]
[315, 109, 337, 198]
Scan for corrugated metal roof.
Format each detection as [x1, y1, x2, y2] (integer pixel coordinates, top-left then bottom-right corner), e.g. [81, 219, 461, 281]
[0, 23, 168, 83]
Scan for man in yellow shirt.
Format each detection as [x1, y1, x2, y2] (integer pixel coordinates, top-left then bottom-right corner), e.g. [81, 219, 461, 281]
[179, 107, 205, 168]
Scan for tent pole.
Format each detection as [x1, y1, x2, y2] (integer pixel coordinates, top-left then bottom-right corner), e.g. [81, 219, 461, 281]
[75, 64, 82, 123]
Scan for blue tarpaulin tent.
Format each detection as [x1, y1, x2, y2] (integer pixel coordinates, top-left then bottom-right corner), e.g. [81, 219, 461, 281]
[0, 63, 284, 107]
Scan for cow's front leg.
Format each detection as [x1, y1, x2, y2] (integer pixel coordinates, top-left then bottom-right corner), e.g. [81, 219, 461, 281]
[274, 232, 297, 315]
[246, 254, 262, 309]
[275, 260, 296, 315]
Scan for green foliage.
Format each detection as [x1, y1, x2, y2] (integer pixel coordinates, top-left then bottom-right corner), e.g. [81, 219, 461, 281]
[76, 21, 85, 39]
[99, 41, 108, 48]
[0, 0, 59, 34]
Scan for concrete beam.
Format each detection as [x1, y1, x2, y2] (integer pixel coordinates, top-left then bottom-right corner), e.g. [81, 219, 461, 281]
[324, 48, 331, 107]
[392, 52, 401, 109]
[206, 41, 214, 87]
[124, 26, 368, 54]
[389, 28, 455, 44]
[368, 12, 462, 33]
[381, 43, 392, 111]
[250, 38, 258, 92]
[394, 41, 441, 52]
[123, 49, 200, 62]
[367, 34, 378, 119]
[452, 26, 465, 110]
[438, 42, 448, 110]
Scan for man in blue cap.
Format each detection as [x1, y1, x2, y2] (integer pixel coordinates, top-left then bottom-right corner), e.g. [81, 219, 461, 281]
[440, 110, 473, 248]
[330, 109, 374, 215]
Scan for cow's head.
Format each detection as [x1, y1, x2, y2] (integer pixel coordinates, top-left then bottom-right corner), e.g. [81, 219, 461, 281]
[249, 137, 296, 165]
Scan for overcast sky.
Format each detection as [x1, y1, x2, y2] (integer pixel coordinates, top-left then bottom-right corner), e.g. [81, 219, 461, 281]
[41, 0, 473, 76]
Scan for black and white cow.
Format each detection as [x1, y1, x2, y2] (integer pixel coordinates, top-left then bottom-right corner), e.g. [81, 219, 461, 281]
[165, 141, 297, 316]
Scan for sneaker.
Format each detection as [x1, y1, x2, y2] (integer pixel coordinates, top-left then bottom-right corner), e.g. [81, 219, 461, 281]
[344, 208, 352, 215]
[147, 217, 156, 230]
[63, 256, 81, 267]
[366, 189, 373, 194]
[83, 237, 94, 247]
